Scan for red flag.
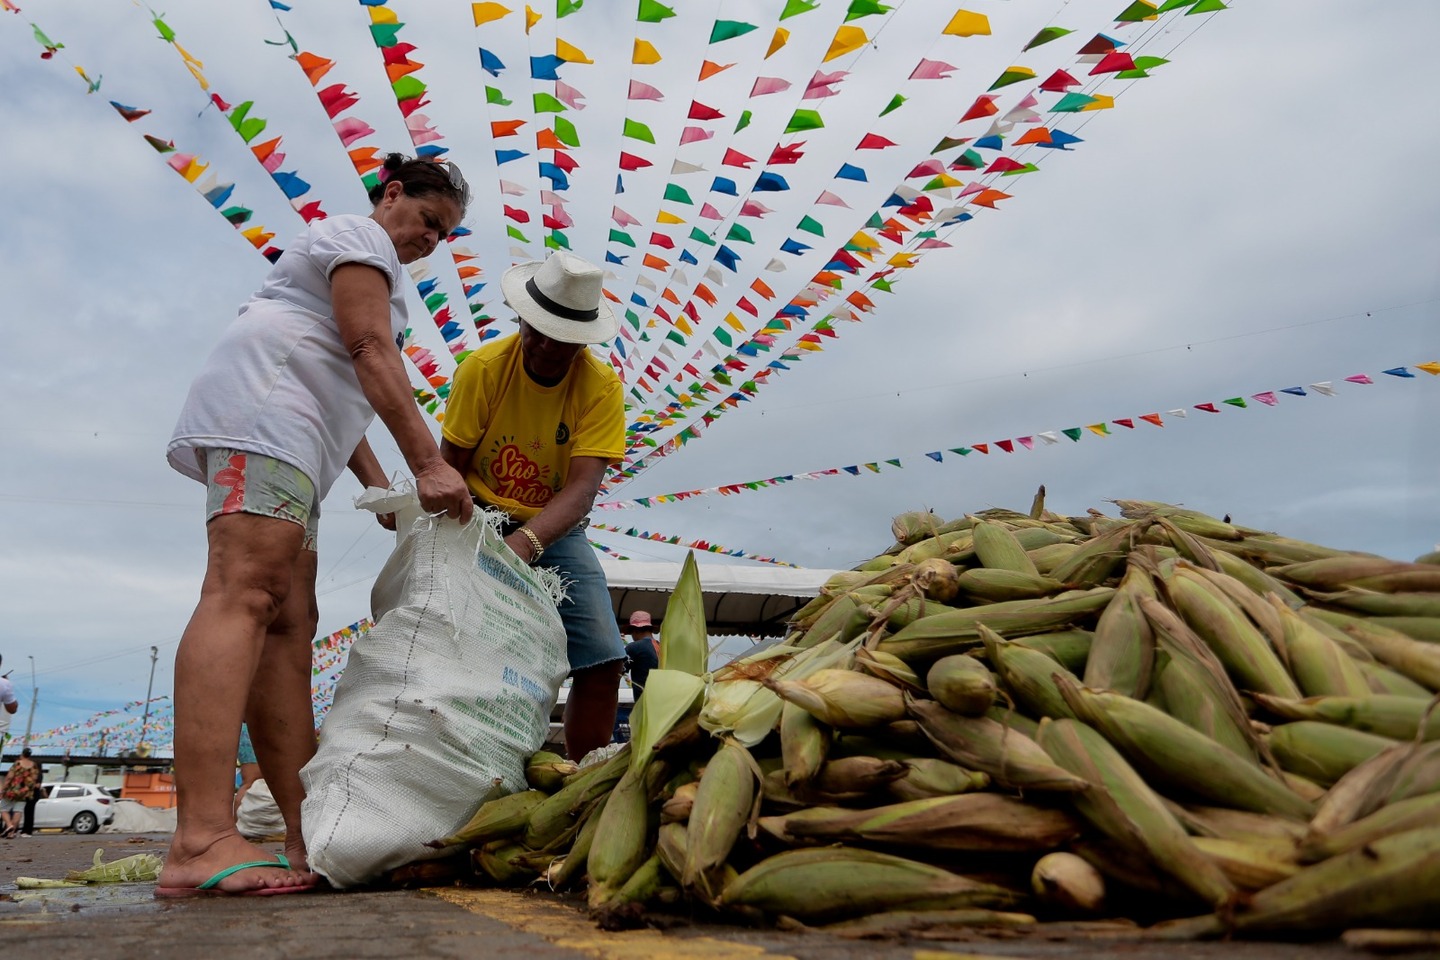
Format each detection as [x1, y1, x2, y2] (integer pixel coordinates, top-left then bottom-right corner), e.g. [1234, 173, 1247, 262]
[687, 100, 724, 121]
[856, 133, 897, 150]
[618, 152, 652, 171]
[722, 148, 756, 168]
[959, 95, 999, 123]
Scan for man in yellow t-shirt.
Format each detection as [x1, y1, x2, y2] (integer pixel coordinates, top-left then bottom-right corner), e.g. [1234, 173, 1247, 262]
[441, 251, 626, 762]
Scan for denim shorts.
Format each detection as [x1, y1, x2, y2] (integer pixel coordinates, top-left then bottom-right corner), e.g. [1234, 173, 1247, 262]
[506, 523, 625, 673]
[203, 448, 319, 552]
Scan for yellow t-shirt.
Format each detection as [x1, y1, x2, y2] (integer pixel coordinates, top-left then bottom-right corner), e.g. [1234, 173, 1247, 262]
[441, 332, 624, 521]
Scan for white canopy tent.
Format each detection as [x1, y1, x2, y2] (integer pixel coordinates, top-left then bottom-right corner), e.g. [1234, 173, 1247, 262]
[598, 558, 840, 637]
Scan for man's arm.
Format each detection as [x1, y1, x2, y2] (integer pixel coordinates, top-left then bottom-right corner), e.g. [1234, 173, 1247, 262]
[438, 440, 607, 563]
[4, 701, 16, 715]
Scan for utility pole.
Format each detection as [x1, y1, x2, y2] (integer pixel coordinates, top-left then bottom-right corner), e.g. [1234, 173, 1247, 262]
[137, 646, 158, 752]
[21, 656, 36, 750]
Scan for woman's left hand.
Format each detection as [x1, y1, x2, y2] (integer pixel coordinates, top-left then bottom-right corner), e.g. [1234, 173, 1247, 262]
[376, 512, 397, 531]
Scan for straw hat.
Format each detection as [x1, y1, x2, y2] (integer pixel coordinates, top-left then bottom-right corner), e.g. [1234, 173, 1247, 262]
[500, 252, 617, 345]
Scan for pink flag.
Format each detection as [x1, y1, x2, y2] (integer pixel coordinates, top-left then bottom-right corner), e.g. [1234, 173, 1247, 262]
[750, 76, 791, 96]
[628, 79, 664, 101]
[1344, 374, 1374, 385]
[333, 117, 374, 147]
[555, 80, 587, 109]
[909, 58, 958, 80]
[815, 190, 850, 208]
[699, 203, 723, 220]
[406, 113, 443, 145]
[906, 160, 946, 178]
[679, 126, 713, 145]
[498, 180, 525, 196]
[1252, 391, 1279, 406]
[739, 200, 773, 218]
[540, 190, 567, 206]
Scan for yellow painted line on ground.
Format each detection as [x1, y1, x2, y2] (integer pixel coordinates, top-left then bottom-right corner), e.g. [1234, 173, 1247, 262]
[428, 888, 797, 960]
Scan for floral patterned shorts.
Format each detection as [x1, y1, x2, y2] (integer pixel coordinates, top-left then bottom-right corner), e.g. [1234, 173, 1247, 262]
[202, 448, 319, 552]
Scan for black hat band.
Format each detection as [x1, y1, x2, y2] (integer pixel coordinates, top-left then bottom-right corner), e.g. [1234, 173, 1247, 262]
[526, 276, 599, 322]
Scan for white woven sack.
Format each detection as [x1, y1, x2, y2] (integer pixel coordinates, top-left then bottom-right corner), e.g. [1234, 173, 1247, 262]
[300, 506, 569, 888]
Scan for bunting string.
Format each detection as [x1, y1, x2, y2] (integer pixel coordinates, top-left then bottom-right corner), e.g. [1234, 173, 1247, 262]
[605, 2, 1224, 482]
[595, 360, 1440, 510]
[589, 522, 798, 566]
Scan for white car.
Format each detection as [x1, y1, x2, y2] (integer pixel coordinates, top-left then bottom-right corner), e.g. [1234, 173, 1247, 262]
[34, 782, 116, 834]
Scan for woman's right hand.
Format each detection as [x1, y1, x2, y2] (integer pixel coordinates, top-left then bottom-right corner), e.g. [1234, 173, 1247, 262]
[415, 459, 474, 523]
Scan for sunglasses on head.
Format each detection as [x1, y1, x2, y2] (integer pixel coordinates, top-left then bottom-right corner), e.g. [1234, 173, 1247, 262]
[444, 160, 471, 205]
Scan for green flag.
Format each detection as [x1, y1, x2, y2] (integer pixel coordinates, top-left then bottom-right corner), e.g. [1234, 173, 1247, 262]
[664, 183, 693, 205]
[796, 215, 825, 237]
[552, 116, 580, 147]
[485, 86, 512, 106]
[689, 227, 716, 246]
[623, 118, 656, 143]
[725, 223, 754, 244]
[780, 0, 819, 18]
[785, 109, 824, 134]
[558, 0, 584, 16]
[506, 226, 530, 243]
[608, 229, 636, 247]
[734, 110, 752, 133]
[845, 0, 891, 21]
[637, 0, 676, 23]
[880, 94, 906, 117]
[1062, 428, 1082, 442]
[710, 20, 757, 42]
[392, 76, 427, 101]
[533, 92, 566, 113]
[1023, 26, 1072, 50]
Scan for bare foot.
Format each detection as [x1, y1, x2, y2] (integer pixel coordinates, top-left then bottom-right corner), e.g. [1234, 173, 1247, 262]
[283, 832, 319, 883]
[158, 829, 313, 894]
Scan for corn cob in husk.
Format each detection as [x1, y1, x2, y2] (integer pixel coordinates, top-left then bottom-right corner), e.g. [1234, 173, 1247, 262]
[1056, 678, 1314, 820]
[1036, 717, 1236, 907]
[1267, 721, 1399, 787]
[719, 847, 1025, 922]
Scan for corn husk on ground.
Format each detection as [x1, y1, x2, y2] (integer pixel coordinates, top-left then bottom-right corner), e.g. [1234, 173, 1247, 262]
[422, 493, 1440, 940]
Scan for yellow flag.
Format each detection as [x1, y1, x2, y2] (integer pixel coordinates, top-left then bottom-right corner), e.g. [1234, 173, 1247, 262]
[674, 316, 694, 335]
[633, 39, 661, 64]
[848, 232, 880, 251]
[368, 4, 398, 24]
[888, 252, 918, 269]
[180, 158, 209, 183]
[724, 312, 745, 332]
[824, 25, 867, 62]
[524, 5, 541, 31]
[766, 27, 789, 59]
[556, 38, 592, 63]
[1417, 361, 1440, 376]
[655, 210, 685, 225]
[471, 2, 511, 25]
[1080, 94, 1116, 112]
[944, 10, 990, 37]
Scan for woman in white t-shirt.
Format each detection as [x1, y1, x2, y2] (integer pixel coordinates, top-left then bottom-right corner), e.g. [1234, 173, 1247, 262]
[158, 154, 475, 897]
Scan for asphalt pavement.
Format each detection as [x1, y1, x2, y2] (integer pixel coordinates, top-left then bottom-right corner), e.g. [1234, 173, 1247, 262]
[0, 832, 1392, 960]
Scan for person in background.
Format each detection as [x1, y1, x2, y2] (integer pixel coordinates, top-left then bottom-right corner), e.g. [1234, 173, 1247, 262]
[20, 754, 44, 837]
[159, 153, 475, 896]
[624, 611, 660, 697]
[0, 748, 39, 838]
[234, 723, 262, 815]
[440, 252, 626, 763]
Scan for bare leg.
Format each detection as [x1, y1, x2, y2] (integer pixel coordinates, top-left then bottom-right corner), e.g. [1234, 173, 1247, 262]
[563, 659, 625, 761]
[157, 513, 313, 894]
[245, 547, 319, 874]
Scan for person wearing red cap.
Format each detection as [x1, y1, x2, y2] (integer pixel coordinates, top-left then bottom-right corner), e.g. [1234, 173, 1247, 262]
[623, 611, 659, 697]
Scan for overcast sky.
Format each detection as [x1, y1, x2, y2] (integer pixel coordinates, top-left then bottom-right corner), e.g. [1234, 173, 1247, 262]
[1, 0, 1435, 750]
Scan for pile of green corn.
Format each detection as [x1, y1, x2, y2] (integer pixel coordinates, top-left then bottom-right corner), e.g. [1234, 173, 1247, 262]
[427, 494, 1440, 940]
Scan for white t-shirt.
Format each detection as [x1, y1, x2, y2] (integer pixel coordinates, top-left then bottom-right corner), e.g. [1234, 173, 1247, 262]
[0, 677, 15, 733]
[168, 216, 409, 500]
